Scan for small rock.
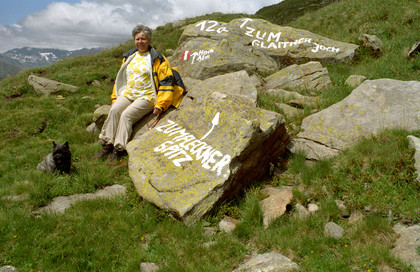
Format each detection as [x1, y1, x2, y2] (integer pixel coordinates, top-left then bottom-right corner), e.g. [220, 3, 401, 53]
[345, 75, 367, 87]
[165, 49, 175, 56]
[275, 103, 303, 119]
[260, 189, 293, 228]
[86, 122, 100, 134]
[219, 216, 240, 234]
[408, 39, 420, 58]
[294, 203, 309, 219]
[232, 251, 299, 272]
[140, 262, 159, 272]
[2, 194, 27, 202]
[359, 33, 384, 57]
[203, 241, 217, 248]
[308, 203, 319, 214]
[324, 222, 345, 239]
[92, 80, 101, 86]
[335, 200, 350, 217]
[28, 75, 79, 95]
[202, 227, 218, 236]
[0, 266, 17, 272]
[348, 210, 364, 224]
[407, 135, 420, 183]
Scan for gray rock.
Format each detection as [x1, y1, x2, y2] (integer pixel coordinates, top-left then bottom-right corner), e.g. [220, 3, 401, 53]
[265, 61, 332, 91]
[232, 251, 299, 272]
[335, 200, 350, 217]
[182, 70, 258, 104]
[407, 135, 420, 183]
[324, 222, 345, 239]
[294, 203, 309, 219]
[266, 88, 320, 104]
[289, 79, 420, 160]
[0, 266, 17, 272]
[35, 185, 127, 214]
[260, 188, 293, 228]
[28, 75, 79, 95]
[203, 226, 218, 236]
[86, 122, 100, 134]
[165, 49, 175, 56]
[127, 72, 290, 225]
[92, 104, 111, 130]
[345, 75, 367, 87]
[359, 33, 384, 57]
[2, 194, 27, 202]
[275, 103, 303, 119]
[219, 216, 240, 233]
[308, 203, 319, 214]
[140, 262, 160, 272]
[408, 39, 420, 58]
[391, 223, 420, 271]
[348, 211, 364, 224]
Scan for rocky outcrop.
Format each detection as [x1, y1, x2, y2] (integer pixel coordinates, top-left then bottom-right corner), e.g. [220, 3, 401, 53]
[289, 79, 420, 160]
[265, 61, 332, 91]
[28, 75, 79, 95]
[127, 71, 290, 224]
[169, 18, 359, 80]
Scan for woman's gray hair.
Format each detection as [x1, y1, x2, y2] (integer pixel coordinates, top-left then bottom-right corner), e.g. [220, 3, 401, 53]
[132, 24, 152, 40]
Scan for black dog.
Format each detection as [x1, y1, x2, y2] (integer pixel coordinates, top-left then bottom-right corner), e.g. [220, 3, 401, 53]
[37, 141, 72, 174]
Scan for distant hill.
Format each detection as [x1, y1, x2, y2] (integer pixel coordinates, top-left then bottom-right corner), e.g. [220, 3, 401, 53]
[0, 56, 24, 80]
[0, 47, 103, 80]
[256, 0, 339, 25]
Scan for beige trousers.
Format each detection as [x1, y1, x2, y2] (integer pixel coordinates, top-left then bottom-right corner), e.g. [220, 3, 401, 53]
[99, 95, 155, 151]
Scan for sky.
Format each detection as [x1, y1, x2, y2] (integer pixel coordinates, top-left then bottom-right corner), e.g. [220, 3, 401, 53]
[0, 0, 279, 53]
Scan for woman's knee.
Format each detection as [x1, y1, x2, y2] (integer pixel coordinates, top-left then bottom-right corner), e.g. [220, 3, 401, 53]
[119, 110, 136, 125]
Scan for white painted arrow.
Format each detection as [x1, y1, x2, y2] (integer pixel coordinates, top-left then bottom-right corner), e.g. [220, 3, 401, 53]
[200, 112, 220, 140]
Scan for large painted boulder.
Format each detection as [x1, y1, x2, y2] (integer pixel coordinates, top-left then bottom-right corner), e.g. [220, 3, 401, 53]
[127, 71, 290, 224]
[169, 18, 359, 80]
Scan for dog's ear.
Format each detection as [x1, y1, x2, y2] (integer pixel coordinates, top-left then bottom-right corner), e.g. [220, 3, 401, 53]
[64, 141, 69, 148]
[53, 141, 57, 147]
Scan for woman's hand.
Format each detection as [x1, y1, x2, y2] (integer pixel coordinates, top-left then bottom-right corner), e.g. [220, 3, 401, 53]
[153, 108, 162, 115]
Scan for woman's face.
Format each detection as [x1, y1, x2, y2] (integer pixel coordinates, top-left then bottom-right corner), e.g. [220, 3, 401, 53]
[135, 32, 150, 53]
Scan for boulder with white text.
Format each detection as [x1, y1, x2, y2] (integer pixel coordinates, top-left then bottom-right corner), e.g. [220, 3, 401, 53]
[127, 72, 290, 225]
[169, 18, 359, 80]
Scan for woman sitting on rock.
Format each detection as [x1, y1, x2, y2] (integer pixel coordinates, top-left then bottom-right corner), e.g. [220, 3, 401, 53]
[95, 24, 182, 161]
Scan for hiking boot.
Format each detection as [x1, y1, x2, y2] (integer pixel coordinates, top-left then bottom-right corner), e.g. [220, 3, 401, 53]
[94, 143, 114, 159]
[107, 148, 127, 162]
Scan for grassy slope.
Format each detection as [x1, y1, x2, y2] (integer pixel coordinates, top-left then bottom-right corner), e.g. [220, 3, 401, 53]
[256, 0, 340, 26]
[0, 1, 419, 271]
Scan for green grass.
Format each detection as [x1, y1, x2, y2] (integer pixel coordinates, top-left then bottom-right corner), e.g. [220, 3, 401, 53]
[1, 1, 420, 271]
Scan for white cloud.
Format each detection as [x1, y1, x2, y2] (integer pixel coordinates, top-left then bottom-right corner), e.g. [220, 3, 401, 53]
[0, 0, 279, 53]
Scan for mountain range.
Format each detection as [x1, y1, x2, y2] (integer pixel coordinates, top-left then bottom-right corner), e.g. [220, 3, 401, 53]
[0, 47, 103, 80]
